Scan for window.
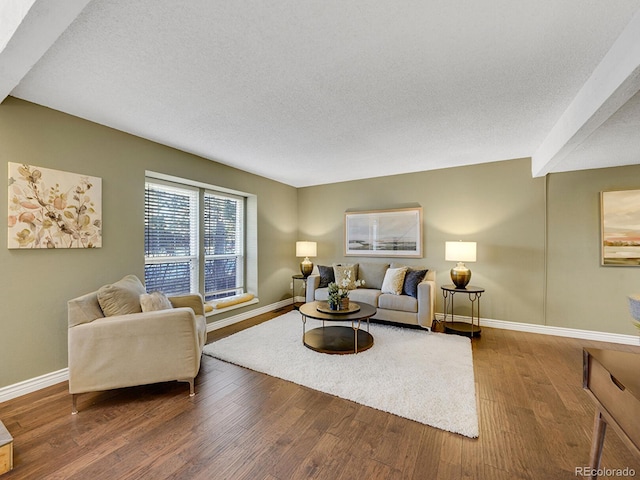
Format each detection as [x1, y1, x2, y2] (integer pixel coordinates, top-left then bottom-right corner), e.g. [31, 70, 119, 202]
[145, 178, 246, 302]
[204, 192, 244, 300]
[144, 182, 198, 295]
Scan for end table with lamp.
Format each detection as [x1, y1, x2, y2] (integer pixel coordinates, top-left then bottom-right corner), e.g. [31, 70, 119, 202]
[442, 240, 483, 337]
[293, 241, 317, 310]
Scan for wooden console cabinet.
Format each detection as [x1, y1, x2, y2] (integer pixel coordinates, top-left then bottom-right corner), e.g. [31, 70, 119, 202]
[583, 349, 640, 479]
[0, 421, 13, 475]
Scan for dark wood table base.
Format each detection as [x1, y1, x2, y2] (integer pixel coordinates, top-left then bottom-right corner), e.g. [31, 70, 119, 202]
[299, 301, 377, 355]
[444, 321, 482, 337]
[303, 326, 374, 354]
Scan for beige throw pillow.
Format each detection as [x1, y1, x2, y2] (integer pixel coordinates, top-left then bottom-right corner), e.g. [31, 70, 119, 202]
[140, 292, 173, 312]
[381, 267, 408, 295]
[333, 264, 359, 290]
[97, 274, 146, 316]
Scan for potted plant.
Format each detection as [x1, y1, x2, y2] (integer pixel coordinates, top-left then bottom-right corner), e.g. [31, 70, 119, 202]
[327, 272, 364, 310]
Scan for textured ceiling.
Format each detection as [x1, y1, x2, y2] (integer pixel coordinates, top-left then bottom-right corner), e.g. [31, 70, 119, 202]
[3, 0, 640, 187]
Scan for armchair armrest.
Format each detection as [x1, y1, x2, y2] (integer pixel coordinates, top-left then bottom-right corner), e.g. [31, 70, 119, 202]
[169, 293, 205, 316]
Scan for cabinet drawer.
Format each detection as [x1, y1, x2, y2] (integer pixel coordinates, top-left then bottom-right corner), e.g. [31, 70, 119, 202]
[588, 356, 640, 448]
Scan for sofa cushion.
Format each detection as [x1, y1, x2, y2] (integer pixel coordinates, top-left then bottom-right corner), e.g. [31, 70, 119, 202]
[347, 288, 382, 307]
[381, 267, 408, 295]
[97, 275, 146, 317]
[357, 262, 389, 290]
[317, 265, 335, 288]
[140, 291, 173, 312]
[378, 293, 418, 313]
[334, 264, 359, 289]
[403, 269, 428, 298]
[209, 292, 255, 309]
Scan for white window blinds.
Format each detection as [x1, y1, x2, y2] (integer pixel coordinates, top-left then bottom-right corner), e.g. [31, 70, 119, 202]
[204, 191, 244, 300]
[144, 179, 246, 301]
[144, 182, 198, 295]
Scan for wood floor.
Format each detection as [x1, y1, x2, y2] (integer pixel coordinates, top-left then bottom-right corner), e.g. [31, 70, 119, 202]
[1, 306, 639, 479]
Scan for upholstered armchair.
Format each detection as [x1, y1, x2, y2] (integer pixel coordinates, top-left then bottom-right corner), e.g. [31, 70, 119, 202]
[67, 275, 207, 414]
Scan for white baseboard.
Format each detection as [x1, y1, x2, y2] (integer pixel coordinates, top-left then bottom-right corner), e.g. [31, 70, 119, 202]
[434, 313, 640, 345]
[3, 305, 638, 405]
[0, 369, 69, 404]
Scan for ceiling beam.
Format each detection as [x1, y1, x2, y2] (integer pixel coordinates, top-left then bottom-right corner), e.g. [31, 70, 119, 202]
[0, 0, 91, 104]
[531, 8, 640, 177]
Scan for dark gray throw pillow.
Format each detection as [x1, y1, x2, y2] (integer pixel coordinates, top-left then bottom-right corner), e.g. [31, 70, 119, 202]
[318, 265, 335, 288]
[403, 269, 428, 298]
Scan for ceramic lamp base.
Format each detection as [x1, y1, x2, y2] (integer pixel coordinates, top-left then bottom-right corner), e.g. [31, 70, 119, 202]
[300, 258, 314, 277]
[450, 262, 471, 289]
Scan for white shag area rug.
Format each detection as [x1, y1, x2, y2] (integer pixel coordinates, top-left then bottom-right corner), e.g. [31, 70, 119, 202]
[203, 311, 479, 438]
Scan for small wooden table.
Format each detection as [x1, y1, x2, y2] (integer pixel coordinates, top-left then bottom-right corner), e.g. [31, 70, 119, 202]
[299, 301, 376, 354]
[0, 421, 13, 475]
[583, 349, 640, 479]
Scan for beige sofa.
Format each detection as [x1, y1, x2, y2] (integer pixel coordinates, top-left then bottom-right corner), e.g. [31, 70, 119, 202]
[67, 275, 207, 413]
[305, 263, 436, 329]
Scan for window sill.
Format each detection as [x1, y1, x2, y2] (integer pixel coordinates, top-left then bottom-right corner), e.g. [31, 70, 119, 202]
[205, 298, 259, 317]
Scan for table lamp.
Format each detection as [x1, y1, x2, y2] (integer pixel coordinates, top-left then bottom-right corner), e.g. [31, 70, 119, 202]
[296, 241, 317, 277]
[445, 241, 476, 289]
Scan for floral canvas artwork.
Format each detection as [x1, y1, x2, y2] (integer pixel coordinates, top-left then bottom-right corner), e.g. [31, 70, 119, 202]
[8, 163, 102, 249]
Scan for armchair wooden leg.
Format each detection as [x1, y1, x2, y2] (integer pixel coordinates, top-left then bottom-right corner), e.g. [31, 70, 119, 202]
[71, 394, 78, 415]
[188, 378, 195, 397]
[179, 378, 195, 397]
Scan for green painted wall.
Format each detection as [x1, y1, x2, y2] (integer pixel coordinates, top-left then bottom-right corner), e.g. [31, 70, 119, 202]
[546, 166, 640, 335]
[2, 96, 639, 390]
[298, 159, 640, 336]
[297, 159, 547, 325]
[0, 97, 298, 388]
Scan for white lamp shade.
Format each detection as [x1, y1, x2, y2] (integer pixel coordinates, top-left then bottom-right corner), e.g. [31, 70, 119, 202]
[445, 241, 476, 262]
[296, 241, 317, 258]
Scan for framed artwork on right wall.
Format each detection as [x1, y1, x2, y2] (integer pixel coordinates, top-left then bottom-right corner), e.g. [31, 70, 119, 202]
[601, 189, 640, 266]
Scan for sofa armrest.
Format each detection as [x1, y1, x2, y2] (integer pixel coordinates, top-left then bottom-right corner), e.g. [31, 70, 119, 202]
[417, 274, 436, 329]
[169, 293, 205, 316]
[305, 275, 321, 303]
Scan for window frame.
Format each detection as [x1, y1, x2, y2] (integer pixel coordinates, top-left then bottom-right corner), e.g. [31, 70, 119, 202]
[203, 189, 245, 300]
[144, 180, 200, 296]
[144, 172, 257, 309]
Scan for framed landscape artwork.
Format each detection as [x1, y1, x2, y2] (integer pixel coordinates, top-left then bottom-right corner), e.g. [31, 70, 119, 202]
[601, 189, 640, 266]
[345, 207, 422, 257]
[8, 163, 102, 249]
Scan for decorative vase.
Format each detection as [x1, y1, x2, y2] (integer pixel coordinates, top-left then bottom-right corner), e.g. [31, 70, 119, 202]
[328, 299, 339, 310]
[340, 297, 349, 310]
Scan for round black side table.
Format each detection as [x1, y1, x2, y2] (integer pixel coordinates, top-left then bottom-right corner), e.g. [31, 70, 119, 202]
[441, 284, 484, 337]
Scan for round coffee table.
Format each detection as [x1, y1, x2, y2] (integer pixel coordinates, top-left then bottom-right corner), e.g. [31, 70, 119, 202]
[299, 301, 376, 354]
